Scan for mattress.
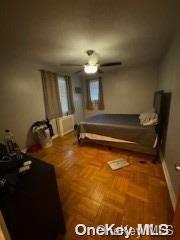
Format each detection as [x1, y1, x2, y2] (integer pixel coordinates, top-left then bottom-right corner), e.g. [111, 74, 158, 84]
[78, 114, 157, 148]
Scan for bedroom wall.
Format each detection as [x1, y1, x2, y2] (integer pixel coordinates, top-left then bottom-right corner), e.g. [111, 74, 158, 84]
[157, 25, 180, 198]
[0, 58, 83, 150]
[0, 58, 46, 150]
[83, 64, 158, 118]
[71, 74, 84, 123]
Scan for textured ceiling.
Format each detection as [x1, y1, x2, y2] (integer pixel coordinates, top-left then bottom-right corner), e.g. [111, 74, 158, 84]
[0, 0, 179, 73]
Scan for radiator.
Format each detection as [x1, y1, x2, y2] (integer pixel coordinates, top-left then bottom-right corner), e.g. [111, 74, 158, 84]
[56, 115, 74, 137]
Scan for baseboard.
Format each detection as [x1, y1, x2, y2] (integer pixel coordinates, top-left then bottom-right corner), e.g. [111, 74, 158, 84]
[22, 135, 58, 153]
[159, 151, 177, 211]
[52, 134, 59, 140]
[63, 128, 74, 136]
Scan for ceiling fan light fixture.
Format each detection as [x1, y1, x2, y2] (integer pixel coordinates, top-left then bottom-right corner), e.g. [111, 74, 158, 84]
[88, 53, 98, 65]
[84, 64, 98, 74]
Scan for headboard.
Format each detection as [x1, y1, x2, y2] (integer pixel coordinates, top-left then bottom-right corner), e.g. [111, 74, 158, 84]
[153, 90, 164, 139]
[153, 90, 164, 116]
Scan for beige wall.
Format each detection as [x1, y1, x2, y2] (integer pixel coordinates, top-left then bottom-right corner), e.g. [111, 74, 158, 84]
[0, 58, 46, 150]
[71, 74, 84, 123]
[158, 27, 180, 197]
[83, 64, 158, 118]
[0, 58, 84, 150]
[0, 59, 157, 149]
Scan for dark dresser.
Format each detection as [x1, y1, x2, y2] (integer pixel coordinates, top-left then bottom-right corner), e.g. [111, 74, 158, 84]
[0, 155, 66, 240]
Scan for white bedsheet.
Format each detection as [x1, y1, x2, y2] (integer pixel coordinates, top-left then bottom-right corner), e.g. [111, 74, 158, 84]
[80, 132, 158, 148]
[80, 133, 136, 144]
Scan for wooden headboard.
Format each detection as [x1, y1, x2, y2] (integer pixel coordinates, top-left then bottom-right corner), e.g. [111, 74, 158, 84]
[153, 90, 164, 140]
[154, 90, 164, 116]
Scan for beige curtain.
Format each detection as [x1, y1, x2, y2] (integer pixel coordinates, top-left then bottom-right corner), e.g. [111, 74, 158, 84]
[86, 79, 93, 110]
[41, 70, 62, 120]
[64, 75, 75, 114]
[98, 77, 105, 110]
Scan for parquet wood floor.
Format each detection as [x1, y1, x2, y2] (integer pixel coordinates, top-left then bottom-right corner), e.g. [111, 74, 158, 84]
[33, 133, 173, 240]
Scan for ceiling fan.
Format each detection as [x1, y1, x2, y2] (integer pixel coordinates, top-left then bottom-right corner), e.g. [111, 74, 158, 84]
[60, 50, 122, 74]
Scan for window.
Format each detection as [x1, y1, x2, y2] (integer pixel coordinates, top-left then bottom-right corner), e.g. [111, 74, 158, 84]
[90, 80, 99, 102]
[58, 77, 69, 115]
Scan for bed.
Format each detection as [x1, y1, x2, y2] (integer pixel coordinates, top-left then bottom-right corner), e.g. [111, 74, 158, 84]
[77, 91, 164, 157]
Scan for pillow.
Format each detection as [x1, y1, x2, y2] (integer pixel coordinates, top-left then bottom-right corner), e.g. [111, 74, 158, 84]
[139, 109, 154, 120]
[139, 112, 158, 126]
[142, 117, 158, 126]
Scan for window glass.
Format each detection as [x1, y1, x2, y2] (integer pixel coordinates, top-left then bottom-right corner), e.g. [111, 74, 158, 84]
[58, 77, 69, 115]
[90, 80, 99, 101]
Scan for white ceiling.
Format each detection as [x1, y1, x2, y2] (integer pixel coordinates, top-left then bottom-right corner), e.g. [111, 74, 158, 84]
[0, 0, 179, 73]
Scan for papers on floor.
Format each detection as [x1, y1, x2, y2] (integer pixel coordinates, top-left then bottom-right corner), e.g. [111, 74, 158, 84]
[108, 158, 129, 170]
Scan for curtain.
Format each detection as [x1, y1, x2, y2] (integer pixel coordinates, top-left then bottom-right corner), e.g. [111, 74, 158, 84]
[41, 70, 62, 120]
[64, 75, 75, 114]
[86, 79, 93, 110]
[98, 77, 105, 110]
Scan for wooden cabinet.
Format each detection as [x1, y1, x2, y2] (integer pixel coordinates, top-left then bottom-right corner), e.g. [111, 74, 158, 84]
[0, 155, 65, 240]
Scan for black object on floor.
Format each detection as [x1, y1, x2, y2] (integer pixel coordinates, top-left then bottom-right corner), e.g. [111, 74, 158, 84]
[139, 160, 147, 164]
[0, 154, 66, 240]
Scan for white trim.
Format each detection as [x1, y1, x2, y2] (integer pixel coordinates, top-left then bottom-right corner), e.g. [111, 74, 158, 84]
[52, 134, 58, 140]
[22, 135, 58, 153]
[159, 151, 177, 211]
[80, 132, 136, 144]
[63, 128, 74, 135]
[56, 114, 74, 137]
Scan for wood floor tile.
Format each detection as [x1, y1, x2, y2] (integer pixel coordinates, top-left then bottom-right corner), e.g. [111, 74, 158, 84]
[33, 132, 173, 240]
[76, 197, 101, 222]
[95, 204, 123, 225]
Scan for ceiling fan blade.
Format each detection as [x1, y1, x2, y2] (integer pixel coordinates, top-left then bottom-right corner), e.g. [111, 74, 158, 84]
[60, 64, 82, 67]
[75, 69, 83, 74]
[100, 62, 122, 67]
[98, 69, 104, 74]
